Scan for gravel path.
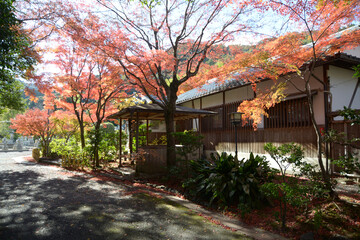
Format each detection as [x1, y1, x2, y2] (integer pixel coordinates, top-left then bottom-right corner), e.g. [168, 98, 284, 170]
[0, 152, 252, 240]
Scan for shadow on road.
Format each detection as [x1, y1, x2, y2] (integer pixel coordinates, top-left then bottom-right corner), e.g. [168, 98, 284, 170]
[0, 166, 250, 240]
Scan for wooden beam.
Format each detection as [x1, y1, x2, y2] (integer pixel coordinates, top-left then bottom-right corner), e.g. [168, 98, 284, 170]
[129, 114, 133, 156]
[200, 98, 203, 133]
[146, 119, 149, 146]
[222, 91, 225, 129]
[150, 113, 165, 119]
[136, 112, 139, 153]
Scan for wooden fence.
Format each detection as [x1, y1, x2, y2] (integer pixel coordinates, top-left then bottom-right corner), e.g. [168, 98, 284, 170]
[330, 121, 360, 167]
[201, 127, 318, 157]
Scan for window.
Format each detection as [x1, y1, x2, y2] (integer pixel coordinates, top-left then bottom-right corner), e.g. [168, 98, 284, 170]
[223, 100, 252, 129]
[201, 101, 253, 132]
[265, 97, 311, 128]
[201, 106, 223, 131]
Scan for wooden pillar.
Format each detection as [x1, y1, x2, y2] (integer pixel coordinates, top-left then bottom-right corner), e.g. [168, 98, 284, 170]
[323, 64, 330, 174]
[199, 98, 202, 132]
[119, 118, 122, 167]
[222, 91, 225, 129]
[136, 112, 139, 153]
[146, 119, 149, 146]
[129, 116, 132, 155]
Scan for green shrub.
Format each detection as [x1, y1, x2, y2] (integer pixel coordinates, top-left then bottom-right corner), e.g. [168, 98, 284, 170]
[32, 148, 40, 162]
[87, 122, 127, 166]
[50, 138, 90, 168]
[262, 142, 329, 230]
[183, 152, 272, 208]
[172, 130, 204, 177]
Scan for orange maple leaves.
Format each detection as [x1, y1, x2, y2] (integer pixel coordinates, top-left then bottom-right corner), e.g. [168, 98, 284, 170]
[10, 109, 55, 138]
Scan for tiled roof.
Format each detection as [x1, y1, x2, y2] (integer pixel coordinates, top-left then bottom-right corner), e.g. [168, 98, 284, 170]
[177, 78, 247, 104]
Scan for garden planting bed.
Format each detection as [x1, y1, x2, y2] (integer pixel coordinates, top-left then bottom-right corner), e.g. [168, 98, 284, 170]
[136, 175, 360, 240]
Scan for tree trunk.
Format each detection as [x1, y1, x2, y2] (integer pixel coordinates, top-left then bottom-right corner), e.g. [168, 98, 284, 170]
[306, 86, 333, 195]
[281, 195, 286, 231]
[164, 103, 177, 169]
[93, 123, 101, 168]
[79, 122, 85, 149]
[40, 137, 49, 157]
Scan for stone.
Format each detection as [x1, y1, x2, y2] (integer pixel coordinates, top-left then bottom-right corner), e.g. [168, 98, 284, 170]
[2, 143, 8, 151]
[14, 140, 23, 151]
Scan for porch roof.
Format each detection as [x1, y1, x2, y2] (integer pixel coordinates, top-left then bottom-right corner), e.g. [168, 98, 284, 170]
[107, 103, 216, 121]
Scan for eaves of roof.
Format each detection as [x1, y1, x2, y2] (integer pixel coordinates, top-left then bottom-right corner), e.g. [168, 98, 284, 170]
[107, 103, 216, 120]
[176, 78, 248, 104]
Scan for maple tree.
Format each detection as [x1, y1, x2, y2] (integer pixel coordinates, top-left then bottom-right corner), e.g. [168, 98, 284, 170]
[84, 56, 128, 167]
[10, 108, 55, 157]
[205, 0, 360, 193]
[42, 16, 129, 167]
[51, 110, 79, 142]
[45, 37, 94, 149]
[264, 0, 359, 193]
[91, 0, 261, 168]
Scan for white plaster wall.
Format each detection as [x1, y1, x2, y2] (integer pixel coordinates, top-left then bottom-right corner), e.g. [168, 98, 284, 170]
[193, 99, 201, 109]
[329, 65, 360, 120]
[344, 46, 360, 58]
[181, 101, 193, 108]
[257, 68, 325, 95]
[181, 99, 201, 109]
[225, 85, 254, 103]
[312, 92, 325, 125]
[201, 92, 223, 108]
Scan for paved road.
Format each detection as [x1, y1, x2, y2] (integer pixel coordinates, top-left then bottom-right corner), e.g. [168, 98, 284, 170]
[0, 151, 251, 240]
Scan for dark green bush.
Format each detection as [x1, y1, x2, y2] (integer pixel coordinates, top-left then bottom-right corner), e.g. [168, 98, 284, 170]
[87, 122, 127, 166]
[183, 152, 273, 208]
[172, 130, 204, 177]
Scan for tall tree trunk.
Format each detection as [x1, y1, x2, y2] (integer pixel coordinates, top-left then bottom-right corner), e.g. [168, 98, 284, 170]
[164, 102, 177, 169]
[79, 122, 85, 149]
[93, 122, 101, 168]
[306, 85, 333, 195]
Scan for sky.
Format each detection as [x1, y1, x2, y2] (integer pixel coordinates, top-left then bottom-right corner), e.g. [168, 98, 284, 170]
[20, 0, 359, 87]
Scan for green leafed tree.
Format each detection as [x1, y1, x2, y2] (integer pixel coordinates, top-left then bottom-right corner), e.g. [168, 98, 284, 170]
[0, 0, 37, 112]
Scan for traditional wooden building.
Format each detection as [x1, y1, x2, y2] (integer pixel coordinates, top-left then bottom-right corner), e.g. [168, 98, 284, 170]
[174, 47, 360, 168]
